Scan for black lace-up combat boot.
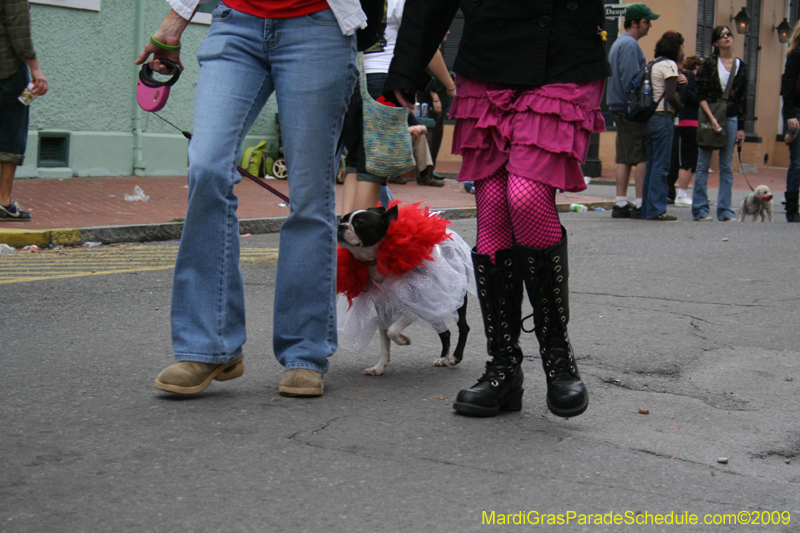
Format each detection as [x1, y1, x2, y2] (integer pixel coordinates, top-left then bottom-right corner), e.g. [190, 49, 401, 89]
[515, 228, 588, 417]
[785, 191, 799, 222]
[453, 249, 524, 417]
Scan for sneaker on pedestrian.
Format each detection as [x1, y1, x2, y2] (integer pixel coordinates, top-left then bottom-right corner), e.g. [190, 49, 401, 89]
[648, 213, 677, 221]
[631, 206, 642, 219]
[388, 175, 408, 185]
[674, 196, 692, 207]
[721, 215, 734, 221]
[279, 368, 324, 397]
[694, 215, 712, 221]
[611, 203, 632, 218]
[0, 199, 31, 221]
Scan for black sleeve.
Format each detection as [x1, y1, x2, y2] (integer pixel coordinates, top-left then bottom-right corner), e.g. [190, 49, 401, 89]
[695, 58, 715, 103]
[664, 77, 682, 112]
[357, 0, 387, 52]
[732, 61, 748, 131]
[782, 50, 800, 122]
[682, 71, 697, 106]
[383, 0, 460, 96]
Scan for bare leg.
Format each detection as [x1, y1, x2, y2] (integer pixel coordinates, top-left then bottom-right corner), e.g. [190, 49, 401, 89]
[614, 163, 632, 198]
[0, 161, 17, 207]
[341, 172, 381, 215]
[634, 161, 646, 202]
[677, 168, 694, 190]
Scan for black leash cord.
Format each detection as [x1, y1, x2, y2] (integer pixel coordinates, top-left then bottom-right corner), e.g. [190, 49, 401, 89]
[737, 144, 755, 193]
[150, 112, 290, 204]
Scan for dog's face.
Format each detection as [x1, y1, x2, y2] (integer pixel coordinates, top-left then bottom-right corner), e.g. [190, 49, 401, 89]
[338, 205, 399, 249]
[753, 185, 773, 203]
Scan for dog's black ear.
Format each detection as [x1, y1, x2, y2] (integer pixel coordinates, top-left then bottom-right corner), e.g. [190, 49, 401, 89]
[367, 206, 386, 215]
[382, 204, 399, 225]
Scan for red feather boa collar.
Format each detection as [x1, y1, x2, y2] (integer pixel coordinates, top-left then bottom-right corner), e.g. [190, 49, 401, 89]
[337, 201, 452, 306]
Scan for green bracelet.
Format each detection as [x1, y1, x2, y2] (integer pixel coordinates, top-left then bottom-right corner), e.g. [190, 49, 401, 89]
[150, 32, 181, 52]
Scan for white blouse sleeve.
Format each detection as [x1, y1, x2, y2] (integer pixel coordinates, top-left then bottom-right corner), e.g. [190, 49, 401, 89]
[165, 0, 210, 21]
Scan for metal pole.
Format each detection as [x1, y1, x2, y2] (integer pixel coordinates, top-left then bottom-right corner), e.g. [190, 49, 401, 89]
[132, 0, 146, 177]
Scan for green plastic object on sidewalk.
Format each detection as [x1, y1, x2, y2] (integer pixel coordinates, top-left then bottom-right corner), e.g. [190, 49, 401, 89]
[240, 140, 271, 178]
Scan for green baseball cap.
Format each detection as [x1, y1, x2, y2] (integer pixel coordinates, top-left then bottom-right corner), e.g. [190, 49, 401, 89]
[625, 4, 660, 20]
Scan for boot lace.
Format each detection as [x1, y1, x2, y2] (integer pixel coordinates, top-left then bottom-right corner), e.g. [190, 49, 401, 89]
[476, 360, 514, 386]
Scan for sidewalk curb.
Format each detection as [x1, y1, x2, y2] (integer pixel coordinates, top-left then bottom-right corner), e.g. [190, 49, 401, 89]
[0, 227, 82, 248]
[0, 201, 613, 248]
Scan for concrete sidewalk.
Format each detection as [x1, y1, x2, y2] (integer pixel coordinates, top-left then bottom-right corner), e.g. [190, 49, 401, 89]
[0, 173, 614, 247]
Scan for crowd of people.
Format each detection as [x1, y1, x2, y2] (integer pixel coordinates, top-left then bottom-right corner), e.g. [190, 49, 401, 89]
[607, 4, 747, 222]
[604, 3, 800, 223]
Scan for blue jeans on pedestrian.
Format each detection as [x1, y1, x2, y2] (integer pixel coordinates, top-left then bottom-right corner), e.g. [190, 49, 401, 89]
[641, 113, 674, 219]
[171, 4, 357, 373]
[786, 113, 800, 193]
[380, 185, 393, 207]
[692, 117, 737, 220]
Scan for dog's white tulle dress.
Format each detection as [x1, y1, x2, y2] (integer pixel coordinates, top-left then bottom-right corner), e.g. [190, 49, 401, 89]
[336, 204, 476, 353]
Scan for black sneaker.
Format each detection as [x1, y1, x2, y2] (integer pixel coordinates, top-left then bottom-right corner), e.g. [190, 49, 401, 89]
[611, 203, 631, 218]
[631, 206, 642, 219]
[0, 200, 31, 221]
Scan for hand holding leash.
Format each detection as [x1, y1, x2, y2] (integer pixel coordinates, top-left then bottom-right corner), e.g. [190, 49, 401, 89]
[134, 9, 188, 74]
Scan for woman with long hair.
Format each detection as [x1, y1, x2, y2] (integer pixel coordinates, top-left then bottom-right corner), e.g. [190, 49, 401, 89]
[780, 23, 800, 222]
[692, 25, 748, 222]
[641, 31, 684, 220]
[386, 0, 610, 418]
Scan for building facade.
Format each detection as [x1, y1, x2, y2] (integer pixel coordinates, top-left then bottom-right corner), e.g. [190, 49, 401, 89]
[596, 0, 799, 172]
[434, 0, 800, 175]
[18, 1, 800, 178]
[19, 0, 277, 179]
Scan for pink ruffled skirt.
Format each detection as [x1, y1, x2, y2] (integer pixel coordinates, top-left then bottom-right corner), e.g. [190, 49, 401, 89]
[449, 76, 606, 192]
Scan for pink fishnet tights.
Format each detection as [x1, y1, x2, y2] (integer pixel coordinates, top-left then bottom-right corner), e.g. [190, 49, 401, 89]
[475, 169, 562, 263]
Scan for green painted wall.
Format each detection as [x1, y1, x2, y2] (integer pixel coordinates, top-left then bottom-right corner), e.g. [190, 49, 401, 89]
[20, 1, 277, 178]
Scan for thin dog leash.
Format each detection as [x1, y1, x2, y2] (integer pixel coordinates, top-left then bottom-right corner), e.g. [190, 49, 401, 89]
[736, 144, 755, 192]
[151, 112, 291, 204]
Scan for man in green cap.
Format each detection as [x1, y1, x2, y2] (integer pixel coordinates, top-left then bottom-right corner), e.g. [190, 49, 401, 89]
[607, 3, 660, 219]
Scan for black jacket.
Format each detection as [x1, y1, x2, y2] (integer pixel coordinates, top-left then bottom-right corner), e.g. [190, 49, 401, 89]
[677, 70, 698, 122]
[781, 48, 800, 122]
[384, 0, 611, 95]
[357, 0, 386, 52]
[695, 55, 748, 132]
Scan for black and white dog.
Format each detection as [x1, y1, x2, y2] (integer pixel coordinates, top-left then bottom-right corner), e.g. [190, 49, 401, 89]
[337, 205, 474, 375]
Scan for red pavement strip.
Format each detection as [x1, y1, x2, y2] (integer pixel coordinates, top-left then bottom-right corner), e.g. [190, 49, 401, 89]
[0, 165, 786, 245]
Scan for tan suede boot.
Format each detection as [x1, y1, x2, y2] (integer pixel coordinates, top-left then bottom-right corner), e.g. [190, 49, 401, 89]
[279, 369, 324, 397]
[154, 355, 244, 394]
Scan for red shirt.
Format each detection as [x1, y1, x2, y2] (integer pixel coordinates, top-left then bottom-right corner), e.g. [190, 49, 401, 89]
[224, 0, 330, 18]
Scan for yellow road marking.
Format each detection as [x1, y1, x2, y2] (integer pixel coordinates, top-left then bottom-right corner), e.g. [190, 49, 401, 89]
[0, 245, 279, 284]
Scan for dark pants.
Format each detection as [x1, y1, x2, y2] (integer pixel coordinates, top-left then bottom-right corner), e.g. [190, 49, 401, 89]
[341, 72, 389, 182]
[0, 63, 30, 165]
[667, 126, 680, 202]
[416, 89, 450, 166]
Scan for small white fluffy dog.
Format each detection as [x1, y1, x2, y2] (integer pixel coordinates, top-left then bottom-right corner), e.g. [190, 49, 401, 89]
[737, 185, 773, 222]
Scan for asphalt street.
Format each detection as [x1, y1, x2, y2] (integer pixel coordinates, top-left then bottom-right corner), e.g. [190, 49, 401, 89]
[1, 184, 799, 532]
